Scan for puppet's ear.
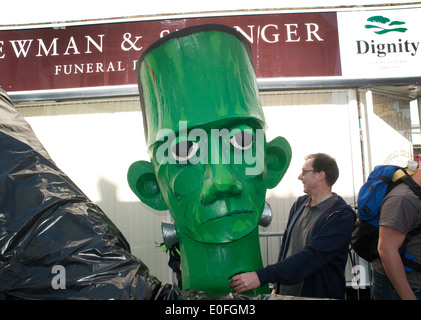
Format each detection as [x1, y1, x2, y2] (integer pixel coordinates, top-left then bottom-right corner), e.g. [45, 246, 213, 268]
[266, 137, 292, 189]
[127, 160, 168, 211]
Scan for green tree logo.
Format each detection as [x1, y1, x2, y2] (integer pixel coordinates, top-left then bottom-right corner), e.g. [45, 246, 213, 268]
[365, 16, 407, 34]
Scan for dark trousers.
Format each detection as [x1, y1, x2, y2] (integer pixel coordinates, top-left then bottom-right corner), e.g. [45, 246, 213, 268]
[372, 270, 421, 300]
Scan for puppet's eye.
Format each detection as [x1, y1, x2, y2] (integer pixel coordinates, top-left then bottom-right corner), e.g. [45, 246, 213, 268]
[230, 131, 253, 150]
[172, 140, 199, 162]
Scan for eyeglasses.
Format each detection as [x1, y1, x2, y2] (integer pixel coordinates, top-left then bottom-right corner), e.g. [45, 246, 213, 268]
[301, 169, 315, 175]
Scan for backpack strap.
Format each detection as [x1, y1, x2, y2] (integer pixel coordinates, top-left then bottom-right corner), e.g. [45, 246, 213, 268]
[400, 226, 421, 272]
[396, 168, 421, 272]
[399, 168, 421, 199]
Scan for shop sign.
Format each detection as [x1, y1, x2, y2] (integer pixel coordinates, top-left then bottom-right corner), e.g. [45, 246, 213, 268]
[338, 7, 421, 79]
[0, 12, 340, 94]
[2, 7, 420, 98]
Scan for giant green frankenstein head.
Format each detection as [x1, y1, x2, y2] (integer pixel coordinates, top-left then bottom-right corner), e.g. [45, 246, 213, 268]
[128, 24, 291, 295]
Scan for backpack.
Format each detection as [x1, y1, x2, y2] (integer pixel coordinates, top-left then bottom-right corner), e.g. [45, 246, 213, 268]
[351, 165, 421, 272]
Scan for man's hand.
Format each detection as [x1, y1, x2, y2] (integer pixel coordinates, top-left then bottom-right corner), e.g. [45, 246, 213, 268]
[230, 272, 261, 293]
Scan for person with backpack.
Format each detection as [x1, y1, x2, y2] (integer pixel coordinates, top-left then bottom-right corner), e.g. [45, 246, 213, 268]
[373, 168, 421, 300]
[231, 153, 356, 299]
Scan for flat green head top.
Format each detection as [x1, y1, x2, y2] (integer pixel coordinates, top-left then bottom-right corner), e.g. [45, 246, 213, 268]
[128, 24, 292, 294]
[137, 24, 265, 149]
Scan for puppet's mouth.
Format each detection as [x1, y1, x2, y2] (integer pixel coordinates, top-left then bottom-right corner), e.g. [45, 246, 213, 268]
[189, 210, 258, 243]
[199, 210, 253, 226]
[194, 210, 257, 243]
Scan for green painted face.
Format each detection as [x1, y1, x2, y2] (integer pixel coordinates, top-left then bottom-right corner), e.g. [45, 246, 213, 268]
[128, 24, 291, 293]
[129, 24, 291, 243]
[151, 118, 267, 243]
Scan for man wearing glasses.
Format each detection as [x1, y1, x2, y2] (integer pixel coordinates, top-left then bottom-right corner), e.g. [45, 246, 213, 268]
[231, 153, 356, 299]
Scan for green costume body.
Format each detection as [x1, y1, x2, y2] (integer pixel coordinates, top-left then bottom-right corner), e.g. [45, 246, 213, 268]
[128, 24, 291, 294]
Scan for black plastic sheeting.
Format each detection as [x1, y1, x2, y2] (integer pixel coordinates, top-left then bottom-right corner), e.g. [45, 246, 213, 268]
[0, 89, 166, 300]
[0, 89, 269, 300]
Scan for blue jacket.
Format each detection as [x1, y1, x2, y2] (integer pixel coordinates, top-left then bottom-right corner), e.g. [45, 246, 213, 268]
[256, 195, 356, 299]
